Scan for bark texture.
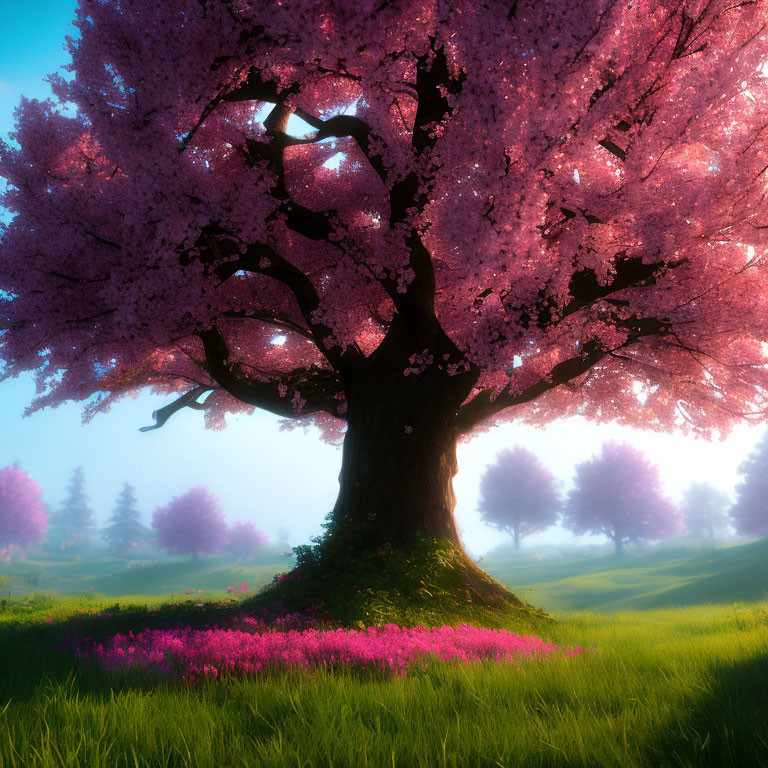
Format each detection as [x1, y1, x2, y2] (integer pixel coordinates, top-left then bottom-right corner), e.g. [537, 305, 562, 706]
[329, 324, 476, 552]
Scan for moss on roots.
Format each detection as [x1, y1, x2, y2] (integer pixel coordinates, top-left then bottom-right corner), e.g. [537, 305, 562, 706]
[246, 536, 550, 630]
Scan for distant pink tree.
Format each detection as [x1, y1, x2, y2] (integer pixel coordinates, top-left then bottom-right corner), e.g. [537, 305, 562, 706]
[226, 520, 269, 561]
[0, 464, 47, 554]
[565, 442, 682, 555]
[731, 433, 768, 538]
[152, 486, 228, 559]
[478, 447, 560, 550]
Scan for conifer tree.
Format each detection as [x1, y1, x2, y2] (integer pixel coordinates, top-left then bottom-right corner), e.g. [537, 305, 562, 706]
[103, 482, 148, 555]
[47, 466, 94, 552]
[44, 505, 70, 552]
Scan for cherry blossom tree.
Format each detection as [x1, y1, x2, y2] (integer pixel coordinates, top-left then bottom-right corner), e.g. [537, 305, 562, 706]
[681, 482, 731, 539]
[152, 485, 228, 559]
[478, 446, 560, 549]
[731, 432, 768, 538]
[3, 2, 768, 581]
[226, 520, 269, 561]
[565, 441, 682, 555]
[0, 464, 47, 556]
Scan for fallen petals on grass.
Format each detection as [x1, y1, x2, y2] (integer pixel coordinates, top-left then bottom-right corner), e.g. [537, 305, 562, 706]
[65, 623, 585, 680]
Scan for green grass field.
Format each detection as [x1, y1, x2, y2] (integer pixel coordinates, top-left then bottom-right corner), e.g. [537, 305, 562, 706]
[482, 538, 768, 612]
[0, 550, 291, 598]
[1, 542, 767, 767]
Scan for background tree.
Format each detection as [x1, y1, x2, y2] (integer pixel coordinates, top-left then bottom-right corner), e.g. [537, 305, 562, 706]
[226, 520, 269, 561]
[276, 526, 291, 554]
[731, 433, 768, 538]
[152, 486, 228, 559]
[681, 482, 731, 540]
[46, 466, 94, 552]
[478, 446, 560, 550]
[0, 464, 47, 555]
[103, 482, 149, 555]
[3, 2, 768, 600]
[565, 442, 682, 556]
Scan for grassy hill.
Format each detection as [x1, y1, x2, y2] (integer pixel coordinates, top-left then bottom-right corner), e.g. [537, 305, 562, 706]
[3, 539, 767, 612]
[482, 538, 768, 612]
[0, 552, 290, 597]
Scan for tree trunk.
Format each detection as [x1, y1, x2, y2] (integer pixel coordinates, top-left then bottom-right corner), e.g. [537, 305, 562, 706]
[329, 336, 476, 554]
[259, 327, 552, 626]
[261, 322, 552, 627]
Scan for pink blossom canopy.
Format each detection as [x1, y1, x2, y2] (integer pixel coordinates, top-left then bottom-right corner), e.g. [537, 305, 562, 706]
[2, 1, 768, 437]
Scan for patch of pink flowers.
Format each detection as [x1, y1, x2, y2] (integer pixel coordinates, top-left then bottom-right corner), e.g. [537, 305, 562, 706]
[66, 623, 584, 680]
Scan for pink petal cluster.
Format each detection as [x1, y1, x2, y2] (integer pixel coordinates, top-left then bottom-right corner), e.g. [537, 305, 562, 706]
[3, 2, 768, 445]
[67, 623, 582, 680]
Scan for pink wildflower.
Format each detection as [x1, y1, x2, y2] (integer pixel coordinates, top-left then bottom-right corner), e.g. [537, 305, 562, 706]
[69, 623, 588, 680]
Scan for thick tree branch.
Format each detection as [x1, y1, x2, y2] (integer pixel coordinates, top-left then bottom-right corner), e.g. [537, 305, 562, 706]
[212, 238, 362, 373]
[218, 88, 390, 185]
[221, 308, 314, 341]
[518, 254, 685, 330]
[412, 40, 465, 154]
[182, 57, 466, 368]
[277, 200, 337, 241]
[202, 59, 450, 328]
[455, 342, 607, 432]
[292, 108, 389, 183]
[196, 325, 343, 418]
[139, 385, 214, 432]
[367, 43, 467, 352]
[456, 313, 673, 432]
[262, 102, 292, 198]
[180, 67, 297, 152]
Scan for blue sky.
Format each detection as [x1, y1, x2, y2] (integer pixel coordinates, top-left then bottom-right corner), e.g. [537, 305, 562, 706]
[0, 0, 763, 556]
[0, 1, 76, 136]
